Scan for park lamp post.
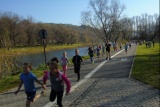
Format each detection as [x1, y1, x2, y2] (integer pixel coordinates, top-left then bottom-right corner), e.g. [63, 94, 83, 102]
[39, 29, 48, 67]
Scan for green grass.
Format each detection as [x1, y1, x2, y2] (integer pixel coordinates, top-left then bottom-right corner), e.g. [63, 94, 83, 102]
[0, 54, 90, 93]
[0, 43, 92, 78]
[0, 76, 19, 93]
[131, 43, 160, 89]
[0, 43, 92, 56]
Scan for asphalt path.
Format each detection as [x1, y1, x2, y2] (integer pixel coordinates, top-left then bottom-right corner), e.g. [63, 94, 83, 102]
[0, 44, 159, 107]
[92, 46, 136, 78]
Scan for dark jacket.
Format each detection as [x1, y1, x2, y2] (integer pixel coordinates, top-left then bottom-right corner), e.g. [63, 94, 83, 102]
[72, 55, 83, 67]
[105, 43, 111, 50]
[89, 50, 94, 57]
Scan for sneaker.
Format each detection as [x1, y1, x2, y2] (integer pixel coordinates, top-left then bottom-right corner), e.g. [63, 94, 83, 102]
[92, 61, 94, 64]
[106, 57, 108, 60]
[77, 79, 80, 82]
[41, 90, 46, 97]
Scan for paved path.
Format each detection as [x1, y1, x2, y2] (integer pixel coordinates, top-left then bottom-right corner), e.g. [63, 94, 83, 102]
[0, 44, 159, 107]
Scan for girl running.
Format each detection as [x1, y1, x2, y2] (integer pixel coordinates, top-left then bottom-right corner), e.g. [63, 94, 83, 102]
[43, 57, 71, 107]
[60, 52, 70, 76]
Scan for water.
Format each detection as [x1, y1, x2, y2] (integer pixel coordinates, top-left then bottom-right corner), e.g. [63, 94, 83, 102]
[18, 47, 88, 68]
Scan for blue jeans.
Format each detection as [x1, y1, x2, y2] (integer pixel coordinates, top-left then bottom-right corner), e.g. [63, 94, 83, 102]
[90, 57, 94, 62]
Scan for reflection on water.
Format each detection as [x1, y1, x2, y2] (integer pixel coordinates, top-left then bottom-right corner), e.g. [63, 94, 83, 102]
[18, 47, 88, 68]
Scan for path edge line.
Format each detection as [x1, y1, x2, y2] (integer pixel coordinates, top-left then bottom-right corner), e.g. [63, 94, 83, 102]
[129, 45, 137, 78]
[43, 49, 124, 107]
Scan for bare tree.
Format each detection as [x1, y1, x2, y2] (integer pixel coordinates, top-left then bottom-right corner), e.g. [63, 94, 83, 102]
[20, 19, 35, 46]
[0, 17, 10, 47]
[81, 0, 125, 43]
[119, 17, 133, 40]
[134, 13, 159, 40]
[154, 16, 160, 40]
[2, 12, 21, 47]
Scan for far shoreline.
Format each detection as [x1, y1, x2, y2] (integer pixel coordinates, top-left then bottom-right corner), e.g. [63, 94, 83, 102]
[0, 43, 93, 57]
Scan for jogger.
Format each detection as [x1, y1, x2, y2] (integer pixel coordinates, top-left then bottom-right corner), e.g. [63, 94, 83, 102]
[72, 49, 83, 81]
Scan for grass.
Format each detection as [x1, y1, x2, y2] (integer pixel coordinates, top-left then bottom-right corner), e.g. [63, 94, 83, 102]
[1, 43, 159, 93]
[0, 43, 92, 77]
[131, 43, 160, 89]
[0, 43, 92, 56]
[0, 54, 90, 93]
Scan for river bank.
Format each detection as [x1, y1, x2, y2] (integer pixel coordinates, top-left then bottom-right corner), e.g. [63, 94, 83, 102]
[0, 43, 92, 56]
[0, 43, 92, 78]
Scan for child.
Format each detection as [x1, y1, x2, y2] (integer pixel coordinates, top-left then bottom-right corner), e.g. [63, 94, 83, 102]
[102, 44, 105, 57]
[60, 52, 70, 76]
[72, 49, 83, 81]
[129, 42, 132, 49]
[119, 43, 122, 50]
[113, 42, 116, 51]
[124, 43, 128, 54]
[14, 63, 45, 107]
[96, 45, 100, 59]
[88, 47, 94, 64]
[43, 57, 71, 107]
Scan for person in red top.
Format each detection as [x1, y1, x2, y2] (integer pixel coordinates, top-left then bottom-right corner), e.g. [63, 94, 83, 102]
[43, 57, 71, 107]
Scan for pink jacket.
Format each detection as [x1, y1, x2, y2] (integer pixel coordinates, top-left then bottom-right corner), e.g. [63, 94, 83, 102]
[43, 70, 71, 93]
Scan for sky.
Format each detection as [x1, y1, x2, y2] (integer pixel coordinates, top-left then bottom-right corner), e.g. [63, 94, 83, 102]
[0, 0, 159, 25]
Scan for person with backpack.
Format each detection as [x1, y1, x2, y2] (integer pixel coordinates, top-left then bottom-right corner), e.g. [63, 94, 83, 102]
[60, 52, 70, 76]
[43, 57, 71, 107]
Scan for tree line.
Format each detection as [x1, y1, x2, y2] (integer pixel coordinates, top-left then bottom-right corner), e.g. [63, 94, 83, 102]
[0, 0, 159, 48]
[0, 12, 98, 48]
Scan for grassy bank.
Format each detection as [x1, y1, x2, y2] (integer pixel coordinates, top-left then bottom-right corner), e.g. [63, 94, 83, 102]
[0, 55, 90, 93]
[131, 43, 160, 89]
[0, 43, 92, 78]
[0, 43, 92, 56]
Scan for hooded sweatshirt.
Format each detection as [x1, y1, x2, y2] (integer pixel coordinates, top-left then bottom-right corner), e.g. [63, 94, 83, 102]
[43, 70, 71, 92]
